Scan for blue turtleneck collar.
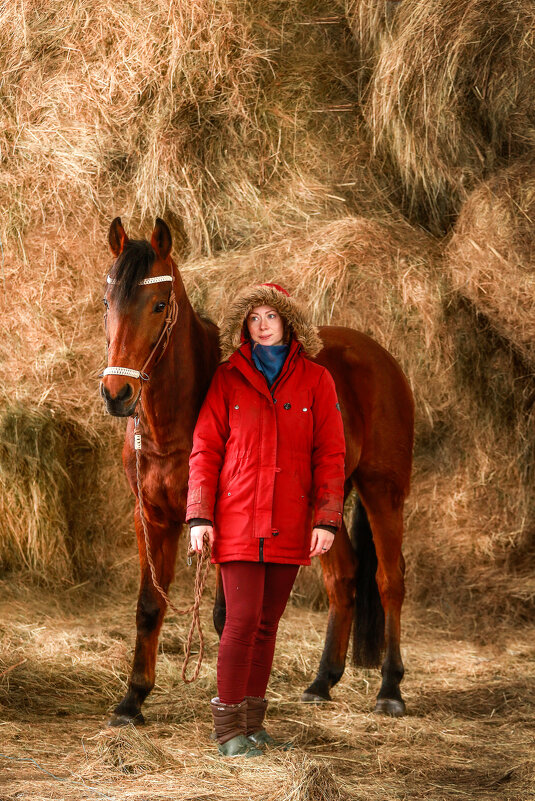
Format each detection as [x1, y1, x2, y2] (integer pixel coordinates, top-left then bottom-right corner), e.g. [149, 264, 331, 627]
[251, 342, 289, 387]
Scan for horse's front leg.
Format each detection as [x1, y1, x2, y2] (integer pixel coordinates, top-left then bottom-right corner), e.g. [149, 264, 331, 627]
[301, 520, 357, 702]
[212, 564, 226, 637]
[109, 506, 180, 726]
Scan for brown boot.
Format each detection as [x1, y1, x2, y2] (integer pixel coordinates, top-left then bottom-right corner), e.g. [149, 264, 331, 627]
[245, 696, 293, 750]
[210, 698, 263, 757]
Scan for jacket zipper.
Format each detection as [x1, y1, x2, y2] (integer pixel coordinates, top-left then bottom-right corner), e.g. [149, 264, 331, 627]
[237, 344, 299, 565]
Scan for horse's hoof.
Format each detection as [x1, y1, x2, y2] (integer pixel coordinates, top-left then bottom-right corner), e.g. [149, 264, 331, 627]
[300, 691, 331, 703]
[108, 710, 145, 727]
[374, 698, 406, 717]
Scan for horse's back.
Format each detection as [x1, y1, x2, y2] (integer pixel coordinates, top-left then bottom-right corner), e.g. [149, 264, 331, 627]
[314, 325, 414, 490]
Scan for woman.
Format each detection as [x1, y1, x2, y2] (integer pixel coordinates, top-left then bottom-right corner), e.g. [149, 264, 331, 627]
[186, 283, 345, 757]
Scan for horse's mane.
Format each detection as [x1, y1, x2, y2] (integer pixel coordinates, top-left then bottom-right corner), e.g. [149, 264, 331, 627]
[109, 240, 155, 310]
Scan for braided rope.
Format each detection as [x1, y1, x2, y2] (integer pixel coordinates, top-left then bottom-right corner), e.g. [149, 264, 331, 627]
[135, 438, 211, 684]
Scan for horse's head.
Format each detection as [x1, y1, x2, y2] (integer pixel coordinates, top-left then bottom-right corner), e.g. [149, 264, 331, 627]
[100, 217, 178, 417]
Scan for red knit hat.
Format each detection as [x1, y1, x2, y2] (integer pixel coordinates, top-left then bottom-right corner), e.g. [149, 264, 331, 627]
[259, 283, 290, 296]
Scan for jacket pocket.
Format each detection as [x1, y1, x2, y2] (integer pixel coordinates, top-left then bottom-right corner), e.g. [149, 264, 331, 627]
[291, 456, 313, 503]
[219, 452, 248, 494]
[276, 390, 313, 454]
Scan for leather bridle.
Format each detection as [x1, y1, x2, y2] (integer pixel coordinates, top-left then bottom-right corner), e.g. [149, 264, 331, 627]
[101, 273, 179, 393]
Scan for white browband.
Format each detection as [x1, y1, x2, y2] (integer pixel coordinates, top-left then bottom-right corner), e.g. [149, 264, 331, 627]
[107, 274, 174, 286]
[101, 367, 149, 380]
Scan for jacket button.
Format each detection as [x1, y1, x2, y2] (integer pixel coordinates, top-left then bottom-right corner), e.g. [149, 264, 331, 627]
[234, 404, 239, 410]
[302, 407, 308, 412]
[227, 492, 231, 496]
[273, 398, 277, 404]
[272, 530, 279, 537]
[284, 402, 291, 410]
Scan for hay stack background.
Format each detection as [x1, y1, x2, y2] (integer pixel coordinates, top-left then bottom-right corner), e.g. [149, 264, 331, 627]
[447, 154, 535, 365]
[0, 0, 533, 622]
[351, 0, 535, 233]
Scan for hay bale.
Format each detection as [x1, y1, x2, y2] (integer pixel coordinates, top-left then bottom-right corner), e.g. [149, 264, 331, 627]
[0, 403, 130, 583]
[447, 155, 535, 366]
[443, 158, 535, 609]
[0, 0, 383, 255]
[0, 213, 133, 583]
[408, 287, 535, 620]
[360, 0, 535, 232]
[0, 404, 76, 579]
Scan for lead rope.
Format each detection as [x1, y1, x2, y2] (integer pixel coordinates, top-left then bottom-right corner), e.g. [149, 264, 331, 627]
[134, 416, 212, 683]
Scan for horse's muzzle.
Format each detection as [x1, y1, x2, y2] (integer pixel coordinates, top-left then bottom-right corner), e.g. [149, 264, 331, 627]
[100, 380, 140, 417]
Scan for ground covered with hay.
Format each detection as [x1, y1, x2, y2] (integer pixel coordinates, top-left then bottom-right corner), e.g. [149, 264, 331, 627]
[1, 568, 534, 801]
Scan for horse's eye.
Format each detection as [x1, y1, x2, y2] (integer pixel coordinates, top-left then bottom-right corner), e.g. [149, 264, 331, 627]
[153, 301, 166, 313]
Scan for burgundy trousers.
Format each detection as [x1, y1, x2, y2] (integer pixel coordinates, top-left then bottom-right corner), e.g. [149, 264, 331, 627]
[218, 561, 299, 705]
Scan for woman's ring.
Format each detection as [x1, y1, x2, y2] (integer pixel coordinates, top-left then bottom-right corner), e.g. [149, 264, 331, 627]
[322, 546, 328, 551]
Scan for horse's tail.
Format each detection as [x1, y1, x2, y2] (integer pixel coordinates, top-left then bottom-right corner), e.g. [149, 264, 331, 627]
[351, 497, 385, 668]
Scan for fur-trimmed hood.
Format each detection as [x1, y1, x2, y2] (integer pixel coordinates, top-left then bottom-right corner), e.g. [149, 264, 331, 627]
[219, 283, 323, 362]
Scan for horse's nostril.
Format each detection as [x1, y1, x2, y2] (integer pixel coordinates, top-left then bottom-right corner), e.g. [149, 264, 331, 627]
[116, 383, 134, 402]
[101, 382, 113, 402]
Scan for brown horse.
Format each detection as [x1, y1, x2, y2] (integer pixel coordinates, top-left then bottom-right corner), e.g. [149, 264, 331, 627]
[100, 217, 413, 725]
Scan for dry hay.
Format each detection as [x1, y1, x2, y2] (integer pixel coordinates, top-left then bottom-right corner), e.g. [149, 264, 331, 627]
[0, 403, 98, 581]
[0, 0, 386, 255]
[408, 293, 535, 621]
[90, 726, 346, 800]
[353, 0, 535, 233]
[1, 585, 534, 800]
[0, 0, 390, 583]
[0, 218, 132, 584]
[345, 0, 400, 71]
[447, 154, 535, 367]
[423, 156, 535, 618]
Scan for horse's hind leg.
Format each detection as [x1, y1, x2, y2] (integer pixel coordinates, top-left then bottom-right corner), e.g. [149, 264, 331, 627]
[359, 477, 406, 717]
[109, 512, 180, 727]
[301, 519, 357, 702]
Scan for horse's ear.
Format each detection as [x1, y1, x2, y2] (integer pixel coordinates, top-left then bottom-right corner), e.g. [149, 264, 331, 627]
[150, 218, 172, 261]
[109, 217, 129, 257]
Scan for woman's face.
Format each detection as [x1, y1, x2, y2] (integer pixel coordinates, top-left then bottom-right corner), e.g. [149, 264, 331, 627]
[247, 305, 284, 346]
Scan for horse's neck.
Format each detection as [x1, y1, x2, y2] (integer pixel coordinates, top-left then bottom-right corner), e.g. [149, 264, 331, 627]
[139, 286, 218, 449]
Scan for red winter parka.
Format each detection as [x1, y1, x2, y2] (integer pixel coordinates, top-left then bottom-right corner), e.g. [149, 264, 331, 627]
[186, 284, 346, 565]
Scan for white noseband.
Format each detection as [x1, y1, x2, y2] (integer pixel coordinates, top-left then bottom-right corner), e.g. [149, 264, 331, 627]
[101, 366, 149, 381]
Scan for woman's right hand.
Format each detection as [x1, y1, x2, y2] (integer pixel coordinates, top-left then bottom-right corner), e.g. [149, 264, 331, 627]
[190, 525, 214, 554]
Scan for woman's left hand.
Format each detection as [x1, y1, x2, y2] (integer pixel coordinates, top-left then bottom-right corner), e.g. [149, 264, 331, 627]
[309, 528, 335, 558]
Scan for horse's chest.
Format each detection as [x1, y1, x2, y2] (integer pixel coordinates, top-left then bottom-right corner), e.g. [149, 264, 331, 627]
[124, 448, 188, 520]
